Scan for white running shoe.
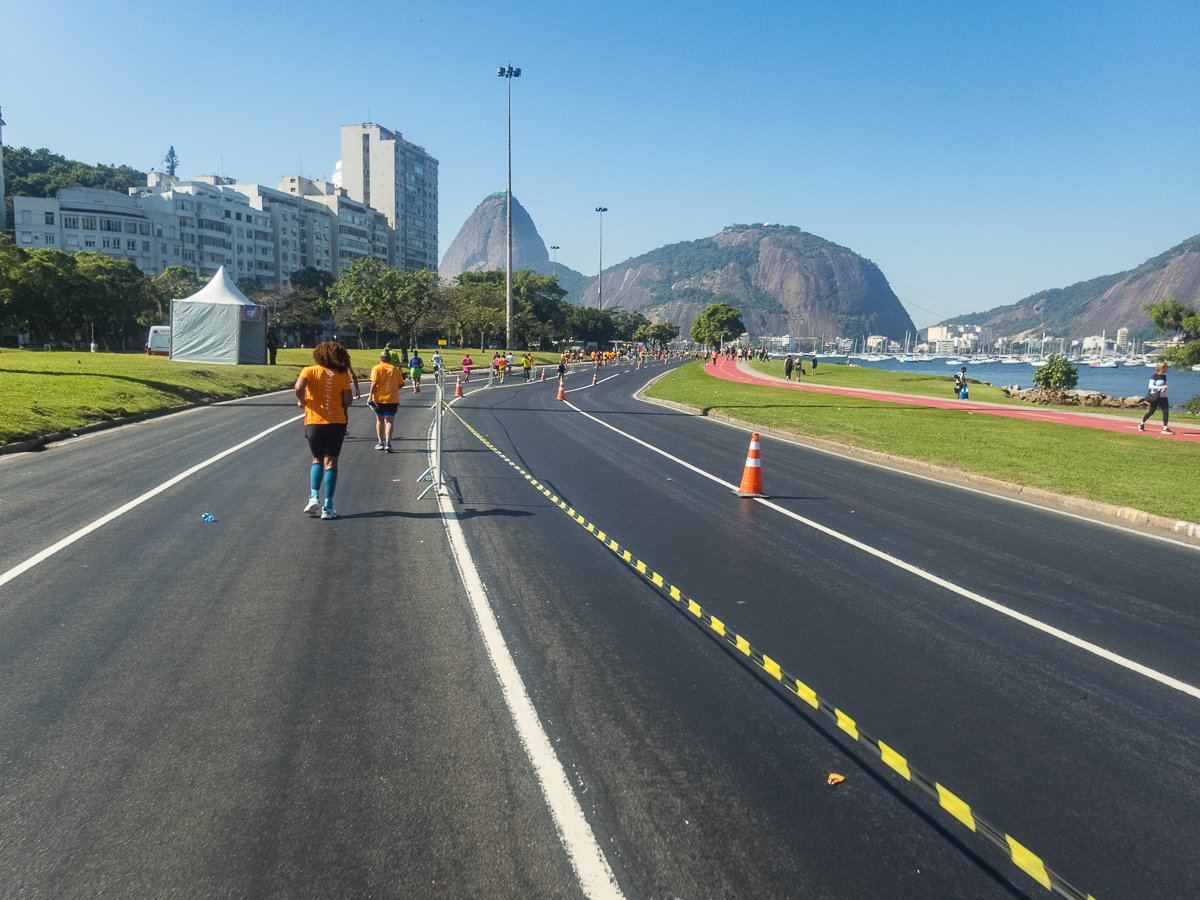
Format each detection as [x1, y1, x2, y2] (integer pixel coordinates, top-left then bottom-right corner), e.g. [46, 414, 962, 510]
[321, 506, 338, 519]
[303, 496, 320, 515]
[1162, 428, 1175, 435]
[375, 442, 385, 450]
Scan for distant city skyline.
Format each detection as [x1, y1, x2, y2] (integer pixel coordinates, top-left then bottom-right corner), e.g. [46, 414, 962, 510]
[2, 0, 1198, 329]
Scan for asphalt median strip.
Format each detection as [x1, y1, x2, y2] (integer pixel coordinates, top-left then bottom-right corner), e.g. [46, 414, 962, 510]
[442, 399, 1098, 900]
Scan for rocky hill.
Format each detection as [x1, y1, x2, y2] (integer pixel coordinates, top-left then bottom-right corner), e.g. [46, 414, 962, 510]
[938, 232, 1200, 341]
[577, 224, 917, 340]
[439, 193, 589, 301]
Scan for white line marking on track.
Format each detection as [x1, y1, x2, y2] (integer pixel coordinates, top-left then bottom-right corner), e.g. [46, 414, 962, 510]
[429, 425, 625, 900]
[0, 414, 304, 590]
[563, 399, 1200, 701]
[566, 374, 619, 394]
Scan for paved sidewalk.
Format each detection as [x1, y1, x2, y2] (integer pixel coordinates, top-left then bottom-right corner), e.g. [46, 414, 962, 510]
[700, 358, 1200, 442]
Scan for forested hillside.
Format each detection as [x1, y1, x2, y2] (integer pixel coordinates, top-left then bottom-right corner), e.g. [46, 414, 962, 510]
[4, 146, 147, 233]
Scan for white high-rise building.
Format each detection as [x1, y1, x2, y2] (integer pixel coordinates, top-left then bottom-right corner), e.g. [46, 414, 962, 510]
[338, 123, 438, 272]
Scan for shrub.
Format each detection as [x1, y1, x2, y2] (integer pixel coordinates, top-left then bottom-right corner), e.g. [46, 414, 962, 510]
[1032, 354, 1079, 403]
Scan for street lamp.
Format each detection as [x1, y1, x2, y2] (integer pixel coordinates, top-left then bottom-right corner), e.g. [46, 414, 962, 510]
[550, 245, 559, 277]
[498, 65, 521, 350]
[595, 208, 607, 308]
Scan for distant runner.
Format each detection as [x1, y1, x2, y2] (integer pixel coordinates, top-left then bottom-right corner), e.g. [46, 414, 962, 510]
[409, 352, 424, 394]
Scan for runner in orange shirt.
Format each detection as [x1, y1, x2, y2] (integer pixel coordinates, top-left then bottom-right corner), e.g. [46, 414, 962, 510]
[295, 341, 354, 519]
[369, 350, 405, 452]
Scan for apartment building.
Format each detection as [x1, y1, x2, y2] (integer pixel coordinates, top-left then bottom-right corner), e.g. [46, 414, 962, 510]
[279, 175, 392, 270]
[338, 123, 438, 272]
[12, 170, 397, 288]
[130, 174, 276, 284]
[13, 188, 182, 274]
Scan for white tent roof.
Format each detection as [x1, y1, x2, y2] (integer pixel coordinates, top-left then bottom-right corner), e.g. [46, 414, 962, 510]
[185, 266, 257, 306]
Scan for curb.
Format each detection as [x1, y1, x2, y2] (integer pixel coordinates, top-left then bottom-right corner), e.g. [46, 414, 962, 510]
[635, 379, 1200, 545]
[1, 386, 293, 457]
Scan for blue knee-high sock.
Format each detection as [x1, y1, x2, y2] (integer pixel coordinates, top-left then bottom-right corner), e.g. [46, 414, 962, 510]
[323, 468, 338, 506]
[310, 463, 321, 497]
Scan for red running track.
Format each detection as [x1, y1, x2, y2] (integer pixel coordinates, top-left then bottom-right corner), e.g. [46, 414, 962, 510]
[702, 358, 1199, 442]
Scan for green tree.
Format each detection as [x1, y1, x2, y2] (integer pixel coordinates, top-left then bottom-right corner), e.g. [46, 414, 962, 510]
[646, 321, 680, 349]
[73, 253, 155, 349]
[1032, 354, 1079, 402]
[1142, 297, 1200, 368]
[153, 265, 204, 302]
[611, 310, 652, 342]
[164, 146, 179, 176]
[689, 302, 745, 349]
[330, 260, 438, 355]
[566, 306, 616, 348]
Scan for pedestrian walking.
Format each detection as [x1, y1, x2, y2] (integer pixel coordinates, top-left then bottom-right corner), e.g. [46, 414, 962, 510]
[369, 350, 404, 451]
[783, 355, 794, 381]
[810, 355, 818, 372]
[267, 331, 278, 365]
[954, 366, 969, 400]
[1140, 363, 1175, 434]
[295, 341, 354, 520]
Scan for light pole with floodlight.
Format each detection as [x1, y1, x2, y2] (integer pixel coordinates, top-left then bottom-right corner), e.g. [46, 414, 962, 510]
[595, 207, 607, 308]
[498, 64, 521, 349]
[550, 245, 559, 277]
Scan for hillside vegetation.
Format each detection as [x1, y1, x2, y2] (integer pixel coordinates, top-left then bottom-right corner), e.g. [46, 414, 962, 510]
[4, 146, 147, 233]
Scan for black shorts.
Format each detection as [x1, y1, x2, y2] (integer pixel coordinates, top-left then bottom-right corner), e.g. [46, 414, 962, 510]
[374, 403, 399, 417]
[305, 423, 347, 459]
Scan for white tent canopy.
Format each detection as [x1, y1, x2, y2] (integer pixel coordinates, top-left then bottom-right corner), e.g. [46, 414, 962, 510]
[170, 266, 267, 365]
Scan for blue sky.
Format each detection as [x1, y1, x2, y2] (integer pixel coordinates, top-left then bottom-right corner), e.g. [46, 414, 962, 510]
[3, 0, 1197, 328]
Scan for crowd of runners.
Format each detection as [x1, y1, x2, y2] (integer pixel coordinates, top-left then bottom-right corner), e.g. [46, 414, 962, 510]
[292, 342, 699, 519]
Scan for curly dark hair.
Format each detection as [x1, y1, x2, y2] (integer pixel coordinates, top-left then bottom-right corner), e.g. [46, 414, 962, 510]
[313, 341, 351, 373]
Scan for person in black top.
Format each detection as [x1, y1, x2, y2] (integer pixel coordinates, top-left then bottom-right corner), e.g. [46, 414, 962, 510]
[783, 355, 794, 381]
[1140, 363, 1174, 435]
[267, 331, 278, 365]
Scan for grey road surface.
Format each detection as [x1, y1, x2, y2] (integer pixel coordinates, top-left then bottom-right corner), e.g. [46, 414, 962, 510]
[2, 360, 1198, 899]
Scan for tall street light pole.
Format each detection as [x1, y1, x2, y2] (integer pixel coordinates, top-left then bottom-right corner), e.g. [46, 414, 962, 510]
[550, 245, 559, 277]
[498, 65, 521, 349]
[595, 207, 607, 308]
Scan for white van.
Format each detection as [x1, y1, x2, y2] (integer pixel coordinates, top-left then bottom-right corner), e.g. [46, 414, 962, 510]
[147, 326, 171, 356]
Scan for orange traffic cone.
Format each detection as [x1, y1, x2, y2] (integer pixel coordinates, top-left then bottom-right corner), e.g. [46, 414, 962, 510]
[556, 378, 566, 401]
[734, 433, 768, 498]
[592, 372, 597, 385]
[540, 368, 546, 381]
[637, 359, 642, 369]
[454, 376, 464, 397]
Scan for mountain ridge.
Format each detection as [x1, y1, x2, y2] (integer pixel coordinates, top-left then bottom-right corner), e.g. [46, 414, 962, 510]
[937, 232, 1200, 341]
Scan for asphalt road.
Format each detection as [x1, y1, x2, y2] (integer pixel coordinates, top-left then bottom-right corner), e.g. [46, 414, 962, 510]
[2, 360, 1198, 899]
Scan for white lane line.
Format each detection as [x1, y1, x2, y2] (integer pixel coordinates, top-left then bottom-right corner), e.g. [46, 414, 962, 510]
[563, 400, 1200, 701]
[0, 414, 304, 590]
[566, 374, 620, 394]
[429, 431, 625, 900]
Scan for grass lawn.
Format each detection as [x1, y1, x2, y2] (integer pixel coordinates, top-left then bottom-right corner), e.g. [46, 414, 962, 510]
[747, 358, 1151, 418]
[0, 346, 571, 445]
[648, 362, 1200, 523]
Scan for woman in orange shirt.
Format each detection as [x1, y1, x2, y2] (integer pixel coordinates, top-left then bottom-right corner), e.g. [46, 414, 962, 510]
[295, 342, 354, 519]
[369, 350, 405, 451]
